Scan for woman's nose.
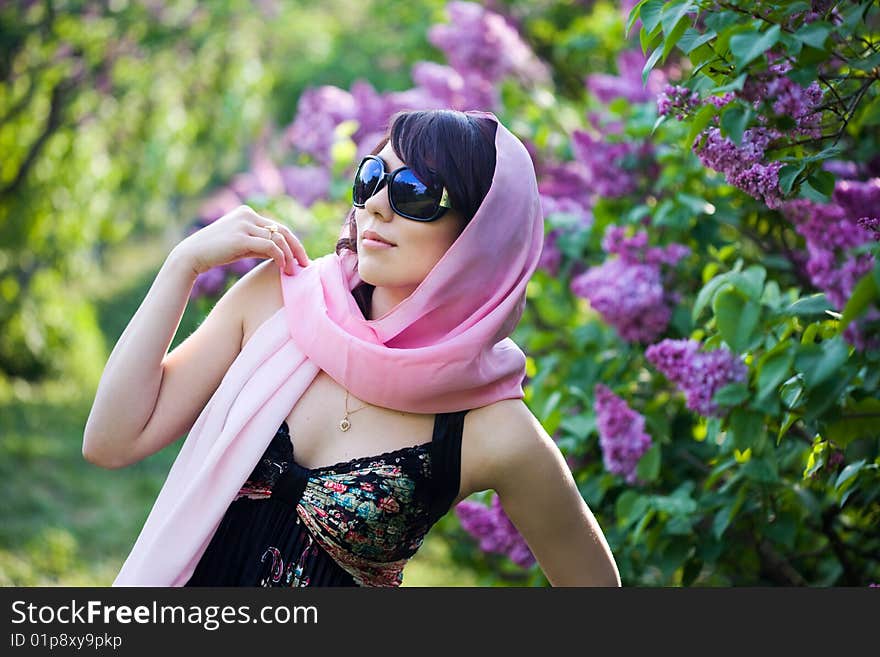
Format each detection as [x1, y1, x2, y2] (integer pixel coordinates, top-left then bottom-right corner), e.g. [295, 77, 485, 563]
[364, 179, 392, 218]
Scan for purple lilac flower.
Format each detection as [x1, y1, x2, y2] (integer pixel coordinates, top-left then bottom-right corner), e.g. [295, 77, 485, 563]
[857, 216, 880, 238]
[279, 165, 331, 207]
[537, 161, 592, 208]
[196, 187, 242, 223]
[781, 185, 878, 309]
[409, 61, 498, 111]
[823, 160, 861, 179]
[455, 493, 536, 568]
[593, 383, 653, 485]
[781, 180, 880, 351]
[587, 49, 666, 105]
[428, 1, 549, 86]
[657, 84, 701, 120]
[694, 127, 784, 208]
[571, 226, 689, 343]
[572, 129, 652, 198]
[708, 92, 737, 108]
[601, 225, 691, 266]
[190, 266, 227, 300]
[284, 85, 357, 166]
[572, 258, 672, 342]
[645, 339, 749, 417]
[538, 227, 564, 276]
[540, 194, 593, 227]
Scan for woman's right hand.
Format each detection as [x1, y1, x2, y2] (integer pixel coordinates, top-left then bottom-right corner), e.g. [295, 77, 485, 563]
[174, 205, 310, 276]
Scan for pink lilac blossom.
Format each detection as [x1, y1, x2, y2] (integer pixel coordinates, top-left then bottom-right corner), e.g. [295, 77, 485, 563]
[428, 1, 549, 86]
[592, 383, 653, 485]
[645, 339, 749, 418]
[455, 493, 536, 568]
[587, 49, 667, 105]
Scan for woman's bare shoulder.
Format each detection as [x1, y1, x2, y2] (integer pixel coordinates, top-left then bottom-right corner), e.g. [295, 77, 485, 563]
[458, 397, 540, 502]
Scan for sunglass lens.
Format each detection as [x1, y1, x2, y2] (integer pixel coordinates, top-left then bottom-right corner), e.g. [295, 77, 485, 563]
[353, 158, 383, 205]
[393, 169, 441, 220]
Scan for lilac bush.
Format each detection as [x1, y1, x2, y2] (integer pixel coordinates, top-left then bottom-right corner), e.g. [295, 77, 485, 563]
[455, 493, 536, 569]
[593, 383, 653, 485]
[645, 339, 749, 419]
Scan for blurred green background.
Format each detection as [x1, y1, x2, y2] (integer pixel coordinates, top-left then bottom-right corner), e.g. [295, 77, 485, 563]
[0, 0, 490, 587]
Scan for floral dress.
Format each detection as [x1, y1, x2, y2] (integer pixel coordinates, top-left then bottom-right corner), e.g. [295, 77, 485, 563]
[184, 410, 469, 587]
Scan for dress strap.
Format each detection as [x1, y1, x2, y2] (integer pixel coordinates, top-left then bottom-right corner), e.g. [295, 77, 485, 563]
[427, 409, 470, 527]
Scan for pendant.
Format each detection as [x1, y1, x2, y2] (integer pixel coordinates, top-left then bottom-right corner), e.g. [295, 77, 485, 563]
[339, 417, 351, 432]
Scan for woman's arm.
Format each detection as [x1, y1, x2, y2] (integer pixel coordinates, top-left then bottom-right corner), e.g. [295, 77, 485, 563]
[479, 401, 622, 587]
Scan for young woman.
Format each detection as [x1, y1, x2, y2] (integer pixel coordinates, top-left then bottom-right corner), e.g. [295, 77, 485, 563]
[83, 109, 620, 587]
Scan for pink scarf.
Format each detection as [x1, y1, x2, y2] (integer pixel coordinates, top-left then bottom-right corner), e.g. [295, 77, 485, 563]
[112, 110, 543, 586]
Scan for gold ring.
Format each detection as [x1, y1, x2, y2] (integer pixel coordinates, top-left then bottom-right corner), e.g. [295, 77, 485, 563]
[266, 223, 279, 237]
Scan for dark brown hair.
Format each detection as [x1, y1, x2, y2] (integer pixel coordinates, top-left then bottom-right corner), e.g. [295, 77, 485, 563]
[335, 109, 497, 256]
[334, 109, 498, 318]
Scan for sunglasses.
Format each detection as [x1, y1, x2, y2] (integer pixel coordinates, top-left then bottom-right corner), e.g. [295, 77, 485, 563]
[352, 155, 452, 222]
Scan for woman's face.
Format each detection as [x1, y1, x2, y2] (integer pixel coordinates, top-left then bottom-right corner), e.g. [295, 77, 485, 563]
[354, 142, 467, 295]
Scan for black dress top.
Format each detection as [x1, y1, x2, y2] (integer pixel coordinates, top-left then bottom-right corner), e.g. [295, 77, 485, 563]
[185, 409, 470, 587]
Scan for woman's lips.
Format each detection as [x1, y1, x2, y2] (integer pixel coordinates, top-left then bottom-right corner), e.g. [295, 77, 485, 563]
[363, 238, 396, 249]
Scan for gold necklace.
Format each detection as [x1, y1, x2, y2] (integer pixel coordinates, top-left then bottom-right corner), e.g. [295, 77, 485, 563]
[340, 388, 370, 432]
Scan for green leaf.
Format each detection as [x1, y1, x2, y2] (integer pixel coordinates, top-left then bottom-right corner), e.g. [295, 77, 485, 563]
[743, 456, 779, 483]
[660, 0, 695, 34]
[779, 293, 833, 317]
[711, 73, 748, 94]
[662, 14, 691, 64]
[803, 362, 858, 423]
[640, 0, 666, 35]
[856, 94, 880, 128]
[799, 176, 831, 203]
[825, 398, 880, 447]
[729, 408, 765, 451]
[712, 491, 744, 539]
[693, 271, 732, 322]
[756, 342, 794, 400]
[713, 285, 761, 353]
[808, 170, 835, 197]
[636, 443, 662, 482]
[687, 103, 718, 149]
[794, 336, 850, 390]
[712, 382, 750, 406]
[642, 46, 664, 85]
[840, 268, 879, 331]
[729, 25, 781, 70]
[678, 28, 716, 54]
[834, 459, 866, 491]
[732, 264, 766, 301]
[778, 162, 806, 195]
[626, 0, 650, 36]
[720, 105, 752, 146]
[796, 21, 831, 49]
